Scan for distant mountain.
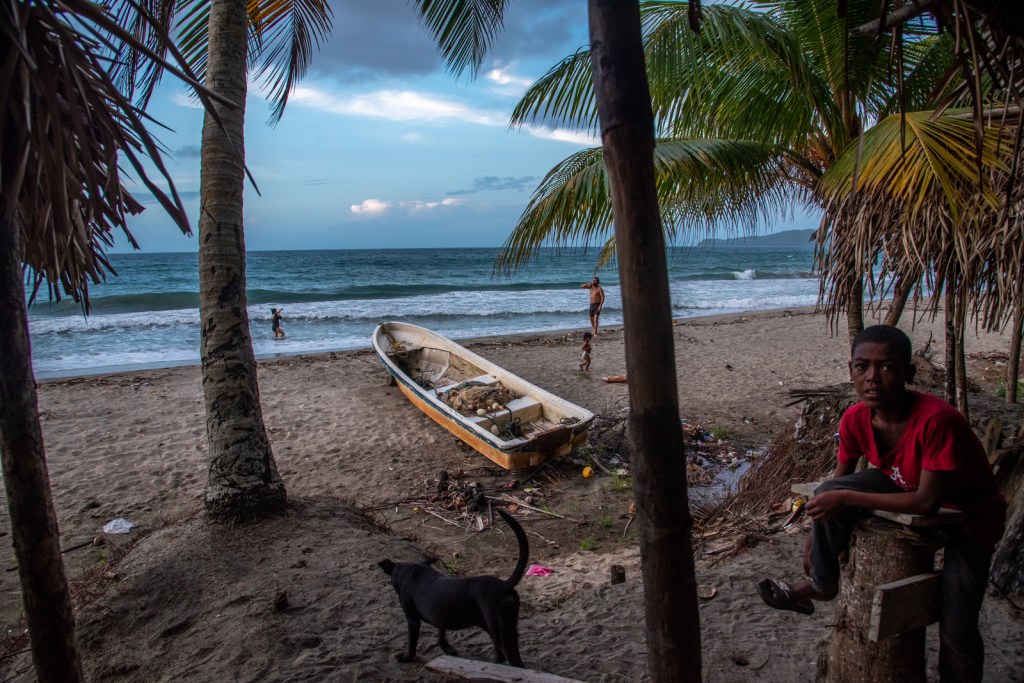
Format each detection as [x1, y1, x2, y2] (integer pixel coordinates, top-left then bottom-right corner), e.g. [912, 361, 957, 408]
[697, 229, 815, 248]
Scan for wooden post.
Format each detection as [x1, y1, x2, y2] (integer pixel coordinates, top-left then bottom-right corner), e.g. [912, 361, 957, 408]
[820, 517, 941, 683]
[587, 2, 702, 681]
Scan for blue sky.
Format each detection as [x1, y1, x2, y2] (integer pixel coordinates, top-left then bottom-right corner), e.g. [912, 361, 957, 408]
[120, 0, 820, 253]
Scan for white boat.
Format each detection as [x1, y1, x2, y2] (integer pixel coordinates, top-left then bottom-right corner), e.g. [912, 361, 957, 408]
[372, 322, 594, 470]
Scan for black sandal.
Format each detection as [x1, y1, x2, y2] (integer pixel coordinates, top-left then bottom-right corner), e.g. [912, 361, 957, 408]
[757, 578, 815, 615]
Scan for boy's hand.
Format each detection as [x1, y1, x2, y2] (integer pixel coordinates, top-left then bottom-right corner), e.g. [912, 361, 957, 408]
[805, 490, 847, 521]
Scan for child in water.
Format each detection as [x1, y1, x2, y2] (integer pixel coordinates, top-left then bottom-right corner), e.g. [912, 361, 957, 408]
[271, 308, 285, 339]
[579, 332, 592, 371]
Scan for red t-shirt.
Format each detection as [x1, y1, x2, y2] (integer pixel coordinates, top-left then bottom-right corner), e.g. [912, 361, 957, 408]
[838, 390, 1007, 549]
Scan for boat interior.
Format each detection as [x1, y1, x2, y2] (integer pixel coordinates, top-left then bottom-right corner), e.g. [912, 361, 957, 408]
[388, 345, 555, 439]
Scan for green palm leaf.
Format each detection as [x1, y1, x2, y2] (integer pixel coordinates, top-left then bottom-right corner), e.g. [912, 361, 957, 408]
[249, 0, 333, 124]
[412, 0, 509, 79]
[496, 138, 793, 270]
[818, 110, 1012, 222]
[111, 0, 332, 125]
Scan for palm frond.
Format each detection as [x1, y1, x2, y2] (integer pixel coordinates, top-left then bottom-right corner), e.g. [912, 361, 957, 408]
[814, 111, 1020, 329]
[818, 110, 1012, 221]
[510, 49, 599, 134]
[1, 0, 194, 308]
[511, 2, 829, 149]
[495, 138, 794, 270]
[249, 0, 332, 125]
[412, 0, 509, 79]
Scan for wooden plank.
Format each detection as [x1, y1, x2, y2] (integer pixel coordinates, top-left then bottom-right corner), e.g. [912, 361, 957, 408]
[982, 416, 1003, 455]
[792, 482, 964, 526]
[869, 572, 943, 642]
[425, 655, 588, 683]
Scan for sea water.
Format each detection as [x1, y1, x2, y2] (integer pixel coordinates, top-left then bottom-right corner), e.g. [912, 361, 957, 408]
[26, 245, 817, 377]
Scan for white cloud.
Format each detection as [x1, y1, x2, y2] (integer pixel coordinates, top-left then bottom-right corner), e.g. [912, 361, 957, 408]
[171, 91, 204, 110]
[521, 124, 598, 146]
[486, 67, 534, 90]
[407, 198, 467, 212]
[350, 197, 467, 217]
[351, 198, 391, 215]
[292, 86, 505, 126]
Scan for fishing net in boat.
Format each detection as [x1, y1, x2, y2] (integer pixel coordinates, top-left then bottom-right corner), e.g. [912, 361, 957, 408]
[441, 383, 518, 415]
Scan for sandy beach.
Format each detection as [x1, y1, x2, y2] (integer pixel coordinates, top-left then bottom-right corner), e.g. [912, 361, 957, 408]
[2, 306, 1022, 681]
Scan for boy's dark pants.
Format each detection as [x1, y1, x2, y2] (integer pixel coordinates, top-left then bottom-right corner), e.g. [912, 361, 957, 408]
[810, 468, 992, 682]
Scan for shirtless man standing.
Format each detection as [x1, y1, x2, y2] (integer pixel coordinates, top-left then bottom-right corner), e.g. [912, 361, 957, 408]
[580, 276, 605, 335]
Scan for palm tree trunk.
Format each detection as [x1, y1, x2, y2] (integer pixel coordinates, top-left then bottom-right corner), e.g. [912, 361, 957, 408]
[0, 206, 83, 682]
[884, 272, 915, 327]
[847, 274, 864, 342]
[944, 283, 957, 407]
[1007, 301, 1023, 404]
[955, 302, 970, 421]
[588, 2, 701, 680]
[199, 0, 285, 518]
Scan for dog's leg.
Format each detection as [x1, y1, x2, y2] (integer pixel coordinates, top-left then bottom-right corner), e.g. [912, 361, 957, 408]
[437, 628, 459, 656]
[482, 616, 517, 665]
[396, 616, 420, 662]
[492, 598, 523, 667]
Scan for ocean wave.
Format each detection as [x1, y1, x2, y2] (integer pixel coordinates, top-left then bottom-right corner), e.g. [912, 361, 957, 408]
[29, 246, 820, 375]
[672, 269, 816, 282]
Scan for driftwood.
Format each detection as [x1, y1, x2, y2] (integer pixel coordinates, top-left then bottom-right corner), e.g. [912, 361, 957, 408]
[426, 655, 587, 682]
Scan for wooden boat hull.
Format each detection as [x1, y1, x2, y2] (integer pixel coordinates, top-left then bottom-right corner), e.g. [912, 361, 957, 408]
[372, 322, 593, 470]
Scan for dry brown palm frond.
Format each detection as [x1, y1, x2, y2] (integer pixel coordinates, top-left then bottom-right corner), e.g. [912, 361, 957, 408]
[854, 1, 1024, 208]
[812, 106, 1022, 333]
[0, 0, 219, 310]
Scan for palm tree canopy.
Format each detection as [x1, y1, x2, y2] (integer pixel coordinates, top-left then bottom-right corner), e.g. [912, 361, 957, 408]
[1, 0, 198, 308]
[498, 0, 952, 269]
[815, 110, 1019, 327]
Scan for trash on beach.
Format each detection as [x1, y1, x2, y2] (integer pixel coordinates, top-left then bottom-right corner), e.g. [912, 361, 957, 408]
[103, 518, 134, 534]
[525, 564, 554, 577]
[697, 585, 718, 600]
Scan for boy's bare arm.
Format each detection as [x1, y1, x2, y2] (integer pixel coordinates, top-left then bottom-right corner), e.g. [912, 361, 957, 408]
[806, 469, 943, 520]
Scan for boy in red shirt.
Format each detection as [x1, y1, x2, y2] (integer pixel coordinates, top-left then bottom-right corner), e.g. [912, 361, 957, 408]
[758, 325, 1006, 682]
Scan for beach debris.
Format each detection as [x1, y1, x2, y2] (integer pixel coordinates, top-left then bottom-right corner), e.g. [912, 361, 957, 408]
[102, 518, 134, 534]
[273, 589, 289, 612]
[781, 497, 806, 529]
[525, 564, 554, 577]
[424, 471, 524, 515]
[697, 585, 718, 600]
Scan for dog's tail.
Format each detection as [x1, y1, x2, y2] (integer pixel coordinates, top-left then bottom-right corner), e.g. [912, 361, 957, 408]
[496, 508, 529, 588]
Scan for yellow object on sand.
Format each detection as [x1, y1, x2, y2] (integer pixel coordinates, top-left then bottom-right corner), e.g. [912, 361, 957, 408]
[582, 466, 593, 478]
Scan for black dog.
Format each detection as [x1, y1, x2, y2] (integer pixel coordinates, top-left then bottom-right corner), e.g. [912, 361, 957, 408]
[379, 508, 528, 666]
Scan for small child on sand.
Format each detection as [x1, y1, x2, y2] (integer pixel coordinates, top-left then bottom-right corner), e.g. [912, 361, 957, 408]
[579, 332, 592, 371]
[757, 325, 1006, 681]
